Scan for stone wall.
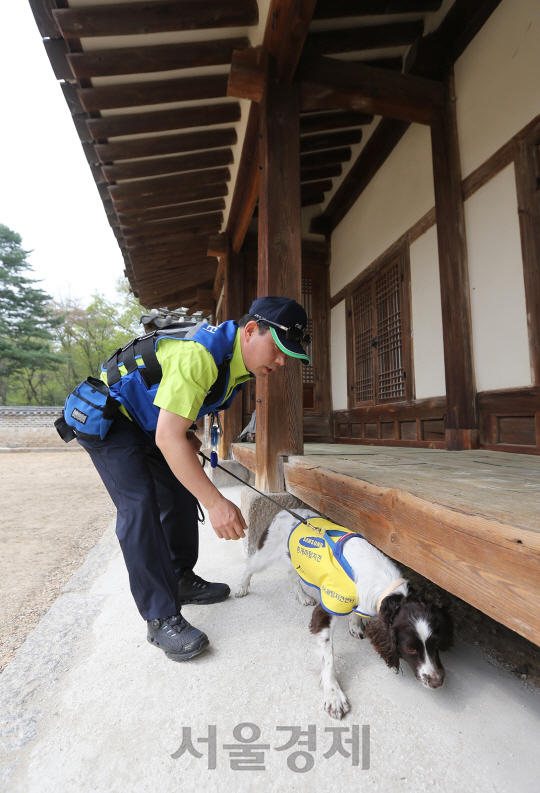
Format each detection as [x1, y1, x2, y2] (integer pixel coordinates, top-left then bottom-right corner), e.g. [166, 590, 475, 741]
[0, 407, 64, 448]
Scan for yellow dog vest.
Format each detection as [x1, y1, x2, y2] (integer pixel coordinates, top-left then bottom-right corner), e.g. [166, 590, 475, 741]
[288, 517, 374, 618]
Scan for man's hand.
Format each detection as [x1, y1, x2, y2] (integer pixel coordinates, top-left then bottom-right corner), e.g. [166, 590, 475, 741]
[207, 496, 247, 540]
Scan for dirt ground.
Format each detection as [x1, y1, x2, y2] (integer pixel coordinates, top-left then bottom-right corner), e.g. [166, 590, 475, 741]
[0, 450, 115, 673]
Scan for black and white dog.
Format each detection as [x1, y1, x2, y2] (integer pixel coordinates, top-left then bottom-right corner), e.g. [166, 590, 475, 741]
[235, 509, 454, 720]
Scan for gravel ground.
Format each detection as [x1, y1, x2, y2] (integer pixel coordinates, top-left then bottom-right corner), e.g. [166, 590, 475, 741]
[0, 450, 115, 673]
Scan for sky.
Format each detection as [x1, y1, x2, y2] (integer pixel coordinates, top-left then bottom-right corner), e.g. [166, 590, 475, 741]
[0, 2, 125, 304]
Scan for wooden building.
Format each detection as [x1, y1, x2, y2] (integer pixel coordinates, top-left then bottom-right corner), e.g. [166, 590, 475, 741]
[31, 0, 540, 647]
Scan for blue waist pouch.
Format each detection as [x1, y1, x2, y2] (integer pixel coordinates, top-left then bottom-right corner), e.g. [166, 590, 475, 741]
[55, 376, 120, 442]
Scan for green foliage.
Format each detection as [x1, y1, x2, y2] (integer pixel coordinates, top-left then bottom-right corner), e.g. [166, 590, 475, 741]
[0, 224, 65, 404]
[0, 223, 145, 405]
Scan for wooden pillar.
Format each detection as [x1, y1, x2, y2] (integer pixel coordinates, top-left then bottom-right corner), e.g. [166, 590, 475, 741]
[430, 75, 478, 450]
[514, 133, 540, 386]
[219, 247, 245, 459]
[256, 55, 303, 491]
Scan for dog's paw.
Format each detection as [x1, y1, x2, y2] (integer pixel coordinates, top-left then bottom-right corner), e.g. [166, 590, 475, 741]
[323, 687, 350, 720]
[297, 591, 317, 606]
[348, 622, 364, 639]
[234, 584, 249, 598]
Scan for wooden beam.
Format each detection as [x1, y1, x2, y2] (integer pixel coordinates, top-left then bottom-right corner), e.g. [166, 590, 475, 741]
[67, 37, 250, 79]
[95, 128, 237, 164]
[303, 21, 424, 58]
[225, 0, 318, 253]
[257, 56, 303, 492]
[79, 74, 229, 113]
[109, 168, 230, 201]
[103, 149, 233, 183]
[232, 149, 260, 254]
[283, 457, 540, 648]
[431, 80, 477, 450]
[113, 183, 228, 213]
[300, 110, 373, 135]
[300, 56, 445, 124]
[227, 104, 260, 254]
[196, 289, 215, 312]
[207, 232, 229, 258]
[53, 0, 259, 39]
[117, 198, 226, 227]
[313, 0, 443, 18]
[312, 0, 504, 234]
[227, 46, 267, 103]
[86, 102, 240, 141]
[271, 0, 318, 83]
[299, 128, 362, 153]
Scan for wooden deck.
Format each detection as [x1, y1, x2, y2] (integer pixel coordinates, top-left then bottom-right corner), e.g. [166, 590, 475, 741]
[231, 442, 540, 647]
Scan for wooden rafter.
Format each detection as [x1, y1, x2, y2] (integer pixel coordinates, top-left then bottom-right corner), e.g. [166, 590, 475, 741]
[102, 149, 234, 183]
[79, 74, 229, 113]
[94, 129, 237, 165]
[312, 0, 443, 18]
[67, 37, 250, 79]
[86, 103, 241, 141]
[53, 0, 259, 39]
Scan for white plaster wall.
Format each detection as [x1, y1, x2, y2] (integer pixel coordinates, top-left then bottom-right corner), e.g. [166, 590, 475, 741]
[330, 123, 434, 297]
[409, 225, 446, 398]
[464, 165, 531, 391]
[455, 0, 540, 177]
[331, 302, 348, 410]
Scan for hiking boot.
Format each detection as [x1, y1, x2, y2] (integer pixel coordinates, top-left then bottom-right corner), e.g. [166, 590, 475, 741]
[147, 612, 209, 661]
[178, 569, 230, 605]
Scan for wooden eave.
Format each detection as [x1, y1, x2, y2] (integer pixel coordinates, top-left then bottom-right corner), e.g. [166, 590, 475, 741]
[30, 0, 463, 309]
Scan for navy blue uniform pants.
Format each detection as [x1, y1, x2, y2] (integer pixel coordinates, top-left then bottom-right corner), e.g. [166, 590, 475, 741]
[78, 415, 199, 620]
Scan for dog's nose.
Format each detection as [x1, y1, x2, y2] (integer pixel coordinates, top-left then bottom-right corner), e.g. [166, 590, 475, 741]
[424, 671, 445, 689]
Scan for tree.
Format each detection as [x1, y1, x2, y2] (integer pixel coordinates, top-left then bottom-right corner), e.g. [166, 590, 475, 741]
[0, 224, 65, 404]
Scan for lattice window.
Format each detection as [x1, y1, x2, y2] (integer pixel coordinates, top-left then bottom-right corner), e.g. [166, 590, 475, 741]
[302, 277, 314, 384]
[375, 262, 405, 400]
[350, 257, 407, 405]
[352, 283, 374, 403]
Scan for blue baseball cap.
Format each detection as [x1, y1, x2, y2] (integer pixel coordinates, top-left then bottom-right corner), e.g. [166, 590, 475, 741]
[248, 296, 311, 365]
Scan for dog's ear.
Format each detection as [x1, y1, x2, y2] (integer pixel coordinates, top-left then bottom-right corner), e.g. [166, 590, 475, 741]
[365, 613, 401, 671]
[435, 606, 454, 652]
[379, 593, 405, 623]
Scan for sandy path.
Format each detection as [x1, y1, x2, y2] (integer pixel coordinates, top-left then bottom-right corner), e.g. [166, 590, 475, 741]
[0, 450, 115, 672]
